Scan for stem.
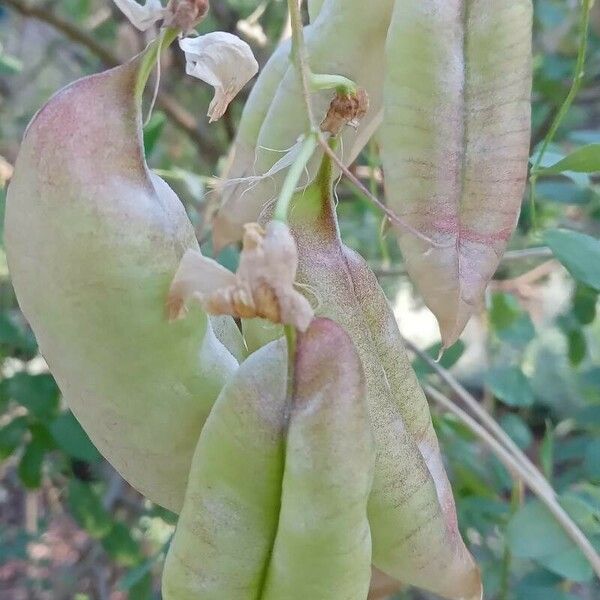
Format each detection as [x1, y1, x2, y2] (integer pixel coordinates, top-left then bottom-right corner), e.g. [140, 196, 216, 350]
[273, 134, 318, 222]
[134, 28, 180, 102]
[425, 384, 600, 579]
[287, 0, 316, 126]
[285, 0, 437, 246]
[529, 0, 592, 214]
[310, 73, 356, 94]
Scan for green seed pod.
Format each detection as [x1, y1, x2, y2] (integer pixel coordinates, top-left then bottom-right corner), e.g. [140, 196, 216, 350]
[307, 0, 326, 21]
[213, 0, 391, 248]
[381, 0, 533, 348]
[261, 318, 374, 600]
[288, 158, 482, 600]
[4, 57, 240, 512]
[162, 340, 288, 600]
[164, 318, 372, 600]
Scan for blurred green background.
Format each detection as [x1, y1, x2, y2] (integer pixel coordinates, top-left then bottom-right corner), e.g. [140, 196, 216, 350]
[1, 0, 600, 598]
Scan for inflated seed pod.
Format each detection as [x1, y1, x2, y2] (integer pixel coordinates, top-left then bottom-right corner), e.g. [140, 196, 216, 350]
[261, 318, 374, 600]
[215, 39, 291, 240]
[381, 0, 533, 348]
[214, 0, 326, 251]
[162, 340, 288, 600]
[288, 157, 481, 600]
[213, 0, 391, 248]
[5, 57, 241, 512]
[307, 0, 326, 22]
[163, 318, 372, 600]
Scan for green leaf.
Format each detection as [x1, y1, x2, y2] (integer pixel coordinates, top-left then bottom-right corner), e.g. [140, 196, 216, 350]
[540, 423, 554, 481]
[507, 500, 593, 582]
[143, 111, 166, 156]
[0, 313, 37, 356]
[567, 328, 586, 366]
[50, 411, 102, 463]
[536, 180, 598, 205]
[584, 438, 600, 481]
[539, 144, 600, 174]
[486, 366, 535, 407]
[412, 340, 465, 377]
[0, 50, 23, 76]
[560, 492, 600, 536]
[119, 541, 169, 590]
[7, 372, 60, 419]
[489, 293, 535, 348]
[573, 284, 598, 325]
[18, 437, 46, 489]
[500, 414, 533, 450]
[67, 480, 112, 539]
[545, 229, 600, 291]
[489, 293, 520, 330]
[128, 573, 153, 600]
[0, 416, 28, 459]
[101, 523, 142, 567]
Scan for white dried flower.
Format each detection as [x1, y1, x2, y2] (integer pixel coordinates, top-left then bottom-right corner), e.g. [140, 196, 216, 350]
[113, 0, 165, 31]
[179, 32, 259, 122]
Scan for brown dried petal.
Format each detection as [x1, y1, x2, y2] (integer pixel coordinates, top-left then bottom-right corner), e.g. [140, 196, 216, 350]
[321, 88, 369, 136]
[164, 0, 209, 33]
[168, 221, 313, 330]
[167, 250, 236, 320]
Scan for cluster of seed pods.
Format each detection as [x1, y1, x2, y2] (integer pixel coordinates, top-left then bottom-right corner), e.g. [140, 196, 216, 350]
[5, 0, 533, 598]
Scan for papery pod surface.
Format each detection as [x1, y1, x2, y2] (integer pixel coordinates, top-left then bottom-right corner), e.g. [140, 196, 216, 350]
[5, 57, 241, 512]
[288, 159, 481, 600]
[164, 318, 373, 600]
[163, 340, 288, 599]
[262, 318, 374, 600]
[213, 0, 390, 249]
[217, 0, 325, 214]
[381, 0, 533, 347]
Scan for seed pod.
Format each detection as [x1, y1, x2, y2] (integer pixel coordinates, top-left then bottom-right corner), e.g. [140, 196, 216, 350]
[213, 0, 391, 249]
[307, 0, 325, 21]
[261, 318, 374, 600]
[288, 158, 481, 600]
[381, 0, 533, 348]
[4, 57, 241, 512]
[162, 340, 288, 599]
[216, 0, 326, 220]
[164, 318, 372, 600]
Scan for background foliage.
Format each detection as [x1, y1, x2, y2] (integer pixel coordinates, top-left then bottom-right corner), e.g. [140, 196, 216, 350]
[1, 0, 600, 598]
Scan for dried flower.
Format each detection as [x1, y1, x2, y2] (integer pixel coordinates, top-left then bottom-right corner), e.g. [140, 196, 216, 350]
[164, 0, 209, 33]
[168, 221, 314, 331]
[113, 0, 165, 31]
[321, 88, 369, 136]
[112, 1, 257, 122]
[179, 33, 259, 122]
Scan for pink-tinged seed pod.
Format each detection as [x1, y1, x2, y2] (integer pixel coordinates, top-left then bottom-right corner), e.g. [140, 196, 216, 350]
[165, 319, 374, 600]
[261, 318, 374, 600]
[4, 57, 241, 512]
[288, 157, 482, 600]
[381, 0, 533, 348]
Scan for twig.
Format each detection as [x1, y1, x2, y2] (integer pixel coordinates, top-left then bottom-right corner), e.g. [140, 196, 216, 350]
[424, 384, 600, 579]
[374, 247, 555, 277]
[3, 0, 220, 162]
[403, 336, 555, 498]
[491, 259, 560, 296]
